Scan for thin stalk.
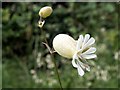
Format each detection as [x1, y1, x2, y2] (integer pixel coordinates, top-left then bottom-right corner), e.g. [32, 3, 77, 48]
[40, 27, 63, 89]
[51, 54, 63, 89]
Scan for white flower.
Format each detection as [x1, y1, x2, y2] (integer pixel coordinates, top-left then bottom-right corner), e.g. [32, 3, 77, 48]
[72, 34, 97, 76]
[53, 34, 97, 76]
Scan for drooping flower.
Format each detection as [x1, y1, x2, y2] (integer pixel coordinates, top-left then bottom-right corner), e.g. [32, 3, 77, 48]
[53, 34, 97, 76]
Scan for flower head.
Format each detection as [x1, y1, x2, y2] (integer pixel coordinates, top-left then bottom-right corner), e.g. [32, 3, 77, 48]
[53, 34, 97, 76]
[39, 6, 53, 18]
[38, 6, 52, 28]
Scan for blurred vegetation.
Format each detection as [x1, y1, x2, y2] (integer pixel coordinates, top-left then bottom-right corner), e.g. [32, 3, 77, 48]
[2, 2, 119, 88]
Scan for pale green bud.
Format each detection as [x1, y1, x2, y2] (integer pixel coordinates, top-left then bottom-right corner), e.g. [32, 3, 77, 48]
[39, 6, 53, 18]
[53, 34, 77, 59]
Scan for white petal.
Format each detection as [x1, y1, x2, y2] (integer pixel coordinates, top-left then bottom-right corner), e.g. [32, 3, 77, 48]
[77, 62, 84, 76]
[81, 47, 96, 55]
[72, 54, 78, 68]
[82, 37, 95, 50]
[76, 35, 83, 50]
[82, 54, 97, 59]
[79, 35, 83, 41]
[72, 59, 78, 68]
[77, 59, 85, 69]
[82, 34, 90, 46]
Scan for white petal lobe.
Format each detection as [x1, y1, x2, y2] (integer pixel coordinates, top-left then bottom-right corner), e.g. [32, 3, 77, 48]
[81, 47, 96, 55]
[82, 34, 90, 46]
[76, 35, 83, 50]
[72, 59, 78, 68]
[79, 35, 83, 41]
[77, 62, 84, 76]
[77, 59, 85, 69]
[82, 37, 95, 50]
[82, 54, 97, 59]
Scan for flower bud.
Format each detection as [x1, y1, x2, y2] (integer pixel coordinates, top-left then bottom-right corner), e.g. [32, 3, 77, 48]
[39, 6, 53, 18]
[53, 34, 77, 59]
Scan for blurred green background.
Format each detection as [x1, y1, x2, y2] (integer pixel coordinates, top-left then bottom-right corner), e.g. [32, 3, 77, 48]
[2, 2, 119, 88]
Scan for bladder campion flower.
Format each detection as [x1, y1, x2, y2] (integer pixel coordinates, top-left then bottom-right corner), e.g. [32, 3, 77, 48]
[53, 34, 97, 76]
[39, 6, 53, 18]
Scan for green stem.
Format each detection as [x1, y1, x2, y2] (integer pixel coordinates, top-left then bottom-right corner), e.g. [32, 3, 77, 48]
[40, 27, 63, 89]
[51, 54, 63, 89]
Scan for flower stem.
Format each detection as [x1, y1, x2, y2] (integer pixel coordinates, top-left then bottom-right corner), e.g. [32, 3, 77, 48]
[51, 54, 63, 89]
[40, 27, 63, 89]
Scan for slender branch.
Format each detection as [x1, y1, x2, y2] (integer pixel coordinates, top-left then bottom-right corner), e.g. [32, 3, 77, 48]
[42, 42, 56, 54]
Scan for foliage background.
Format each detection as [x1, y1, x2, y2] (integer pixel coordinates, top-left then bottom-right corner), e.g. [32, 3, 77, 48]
[2, 2, 119, 88]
